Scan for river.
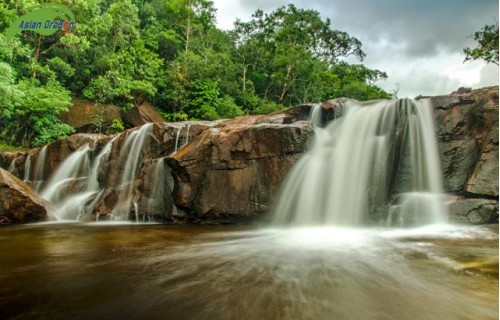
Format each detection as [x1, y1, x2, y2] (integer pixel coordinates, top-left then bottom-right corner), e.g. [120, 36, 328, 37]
[0, 223, 497, 319]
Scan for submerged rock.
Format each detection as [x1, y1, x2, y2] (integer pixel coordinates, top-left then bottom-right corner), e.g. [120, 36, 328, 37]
[0, 168, 53, 224]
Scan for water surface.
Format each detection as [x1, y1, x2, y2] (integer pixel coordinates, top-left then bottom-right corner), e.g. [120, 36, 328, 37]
[0, 223, 497, 319]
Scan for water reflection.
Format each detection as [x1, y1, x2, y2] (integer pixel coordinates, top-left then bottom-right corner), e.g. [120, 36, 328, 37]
[0, 224, 497, 319]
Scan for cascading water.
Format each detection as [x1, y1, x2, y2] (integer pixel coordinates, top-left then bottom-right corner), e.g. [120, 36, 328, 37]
[28, 123, 161, 222]
[23, 154, 32, 182]
[45, 136, 117, 220]
[173, 123, 192, 154]
[8, 158, 16, 172]
[40, 144, 92, 219]
[174, 128, 181, 153]
[112, 123, 153, 220]
[272, 99, 447, 227]
[33, 145, 48, 192]
[184, 124, 191, 147]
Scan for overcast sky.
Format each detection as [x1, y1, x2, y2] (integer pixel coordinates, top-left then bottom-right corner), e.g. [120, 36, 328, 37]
[212, 0, 499, 98]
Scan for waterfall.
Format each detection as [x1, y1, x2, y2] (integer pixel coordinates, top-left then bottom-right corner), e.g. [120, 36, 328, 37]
[145, 158, 175, 221]
[272, 99, 447, 227]
[33, 146, 48, 192]
[27, 123, 156, 222]
[50, 137, 117, 220]
[184, 124, 191, 147]
[112, 123, 153, 220]
[8, 158, 16, 172]
[173, 123, 192, 154]
[40, 144, 91, 219]
[174, 128, 181, 153]
[23, 154, 32, 182]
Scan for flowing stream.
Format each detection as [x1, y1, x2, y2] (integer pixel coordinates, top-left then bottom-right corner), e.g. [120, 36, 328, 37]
[0, 223, 497, 320]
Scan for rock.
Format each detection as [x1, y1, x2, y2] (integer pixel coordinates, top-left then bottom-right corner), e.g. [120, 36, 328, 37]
[59, 98, 121, 133]
[0, 87, 497, 225]
[433, 86, 498, 196]
[120, 101, 165, 128]
[167, 118, 312, 218]
[0, 168, 53, 224]
[448, 197, 499, 224]
[465, 126, 499, 196]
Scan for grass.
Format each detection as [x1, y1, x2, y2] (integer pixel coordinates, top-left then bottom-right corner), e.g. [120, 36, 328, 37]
[0, 142, 25, 152]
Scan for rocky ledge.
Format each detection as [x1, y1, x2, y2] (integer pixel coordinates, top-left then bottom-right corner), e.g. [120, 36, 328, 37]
[0, 87, 497, 224]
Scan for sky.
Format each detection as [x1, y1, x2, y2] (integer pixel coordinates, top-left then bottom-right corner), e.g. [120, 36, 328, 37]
[212, 0, 499, 98]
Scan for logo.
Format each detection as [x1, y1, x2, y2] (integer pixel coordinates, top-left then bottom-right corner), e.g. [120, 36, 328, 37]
[6, 3, 76, 41]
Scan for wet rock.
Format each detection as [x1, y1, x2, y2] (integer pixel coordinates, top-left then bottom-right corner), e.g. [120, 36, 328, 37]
[0, 168, 53, 224]
[449, 197, 498, 224]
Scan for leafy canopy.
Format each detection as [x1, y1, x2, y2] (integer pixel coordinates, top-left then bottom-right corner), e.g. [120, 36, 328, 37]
[463, 23, 499, 66]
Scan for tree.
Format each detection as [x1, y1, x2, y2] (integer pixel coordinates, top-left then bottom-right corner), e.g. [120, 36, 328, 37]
[463, 23, 499, 66]
[0, 61, 74, 147]
[231, 4, 388, 107]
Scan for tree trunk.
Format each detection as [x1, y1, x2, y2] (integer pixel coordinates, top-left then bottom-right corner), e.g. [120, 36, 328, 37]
[32, 35, 42, 79]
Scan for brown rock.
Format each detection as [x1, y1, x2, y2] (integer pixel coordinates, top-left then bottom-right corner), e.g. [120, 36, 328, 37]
[0, 168, 53, 224]
[121, 101, 165, 127]
[167, 117, 312, 218]
[59, 98, 121, 133]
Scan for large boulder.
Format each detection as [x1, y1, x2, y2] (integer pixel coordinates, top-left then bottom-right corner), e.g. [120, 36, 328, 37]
[121, 101, 165, 128]
[0, 168, 53, 224]
[59, 98, 121, 133]
[167, 115, 312, 219]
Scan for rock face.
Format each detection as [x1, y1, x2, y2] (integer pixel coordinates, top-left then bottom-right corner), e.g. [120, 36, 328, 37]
[0, 168, 53, 224]
[432, 86, 498, 223]
[167, 119, 312, 219]
[0, 87, 497, 224]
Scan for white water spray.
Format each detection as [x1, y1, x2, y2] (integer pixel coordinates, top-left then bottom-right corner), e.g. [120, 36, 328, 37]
[272, 99, 447, 227]
[112, 124, 154, 220]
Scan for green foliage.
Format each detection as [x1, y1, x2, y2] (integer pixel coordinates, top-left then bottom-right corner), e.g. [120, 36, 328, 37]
[252, 100, 283, 115]
[0, 142, 24, 151]
[232, 4, 389, 107]
[0, 61, 74, 147]
[463, 24, 499, 66]
[0, 0, 393, 147]
[106, 118, 125, 135]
